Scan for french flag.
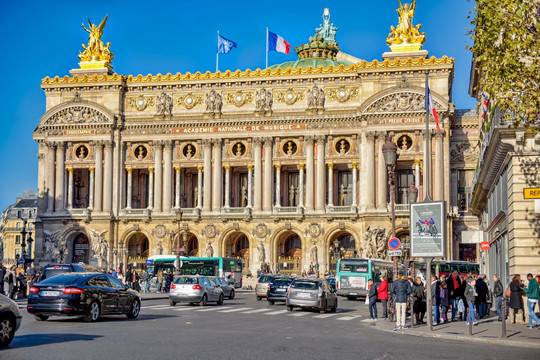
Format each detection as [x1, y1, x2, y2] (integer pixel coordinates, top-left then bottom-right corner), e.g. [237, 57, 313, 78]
[268, 31, 291, 54]
[425, 87, 441, 132]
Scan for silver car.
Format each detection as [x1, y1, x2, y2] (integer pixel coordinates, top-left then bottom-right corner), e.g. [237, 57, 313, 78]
[212, 277, 235, 300]
[255, 274, 274, 301]
[0, 293, 22, 348]
[286, 278, 338, 314]
[169, 276, 224, 306]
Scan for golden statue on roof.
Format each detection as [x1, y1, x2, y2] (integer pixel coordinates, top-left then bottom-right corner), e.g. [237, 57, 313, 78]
[78, 15, 114, 70]
[386, 0, 426, 52]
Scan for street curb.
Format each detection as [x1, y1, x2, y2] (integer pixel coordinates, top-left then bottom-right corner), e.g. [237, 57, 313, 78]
[372, 321, 540, 349]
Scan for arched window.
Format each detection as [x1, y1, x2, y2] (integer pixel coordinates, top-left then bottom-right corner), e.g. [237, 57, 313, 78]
[188, 237, 198, 256]
[337, 234, 355, 250]
[285, 235, 301, 253]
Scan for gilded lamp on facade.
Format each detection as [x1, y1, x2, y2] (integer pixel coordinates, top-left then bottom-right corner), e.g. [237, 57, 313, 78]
[77, 15, 114, 72]
[386, 0, 426, 52]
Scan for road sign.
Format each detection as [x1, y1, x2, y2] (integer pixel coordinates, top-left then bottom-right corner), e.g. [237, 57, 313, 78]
[524, 188, 540, 199]
[480, 242, 490, 251]
[18, 257, 25, 265]
[388, 237, 401, 250]
[145, 259, 152, 265]
[388, 250, 402, 257]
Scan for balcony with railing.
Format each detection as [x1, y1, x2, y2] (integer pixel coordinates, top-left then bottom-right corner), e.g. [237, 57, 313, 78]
[221, 207, 251, 219]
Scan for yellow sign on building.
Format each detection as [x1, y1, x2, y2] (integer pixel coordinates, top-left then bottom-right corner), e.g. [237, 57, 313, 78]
[523, 188, 540, 199]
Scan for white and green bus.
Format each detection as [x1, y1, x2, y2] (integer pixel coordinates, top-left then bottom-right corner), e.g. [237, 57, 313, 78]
[146, 255, 243, 288]
[335, 258, 394, 299]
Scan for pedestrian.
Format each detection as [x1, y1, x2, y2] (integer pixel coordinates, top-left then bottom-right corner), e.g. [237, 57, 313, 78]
[508, 274, 525, 324]
[458, 275, 468, 321]
[141, 269, 149, 294]
[492, 274, 504, 321]
[367, 278, 378, 320]
[3, 266, 17, 299]
[126, 267, 133, 289]
[26, 263, 36, 294]
[524, 273, 540, 329]
[431, 275, 440, 325]
[464, 277, 478, 325]
[17, 268, 27, 299]
[412, 276, 426, 325]
[446, 270, 462, 321]
[392, 275, 412, 331]
[0, 265, 6, 295]
[132, 270, 141, 292]
[117, 268, 124, 283]
[377, 275, 389, 319]
[475, 274, 488, 319]
[439, 281, 449, 323]
[164, 270, 173, 292]
[157, 270, 163, 293]
[112, 268, 118, 278]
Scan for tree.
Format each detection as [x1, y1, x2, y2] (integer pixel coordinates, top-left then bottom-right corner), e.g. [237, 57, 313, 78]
[468, 0, 539, 126]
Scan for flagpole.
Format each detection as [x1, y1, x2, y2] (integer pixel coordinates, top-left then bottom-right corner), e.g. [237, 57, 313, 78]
[424, 70, 432, 202]
[216, 30, 219, 73]
[266, 27, 268, 69]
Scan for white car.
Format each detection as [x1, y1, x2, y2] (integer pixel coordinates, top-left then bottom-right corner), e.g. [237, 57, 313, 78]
[169, 276, 224, 306]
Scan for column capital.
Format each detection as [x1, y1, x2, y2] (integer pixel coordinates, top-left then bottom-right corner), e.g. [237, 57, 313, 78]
[434, 130, 445, 139]
[46, 142, 57, 150]
[377, 131, 387, 141]
[175, 166, 181, 173]
[67, 167, 74, 174]
[247, 164, 253, 171]
[305, 135, 315, 146]
[414, 159, 422, 166]
[89, 167, 95, 173]
[253, 137, 263, 147]
[149, 167, 154, 173]
[202, 138, 213, 147]
[352, 162, 357, 169]
[366, 132, 376, 141]
[328, 163, 334, 170]
[212, 138, 222, 146]
[94, 140, 105, 149]
[263, 137, 273, 146]
[103, 140, 113, 149]
[197, 165, 203, 172]
[164, 140, 173, 150]
[126, 167, 132, 174]
[224, 165, 230, 172]
[54, 141, 65, 149]
[154, 140, 164, 149]
[298, 163, 305, 170]
[275, 163, 281, 170]
[315, 135, 326, 143]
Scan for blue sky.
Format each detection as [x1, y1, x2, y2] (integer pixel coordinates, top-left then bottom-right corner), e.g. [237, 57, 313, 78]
[0, 0, 476, 211]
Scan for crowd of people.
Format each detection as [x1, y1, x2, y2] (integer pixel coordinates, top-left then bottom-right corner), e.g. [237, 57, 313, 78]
[366, 270, 540, 331]
[0, 263, 40, 300]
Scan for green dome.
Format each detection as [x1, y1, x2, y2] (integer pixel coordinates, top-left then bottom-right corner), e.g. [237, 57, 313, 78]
[269, 58, 352, 70]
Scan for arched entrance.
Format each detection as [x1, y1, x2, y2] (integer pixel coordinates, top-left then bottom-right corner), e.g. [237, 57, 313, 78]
[187, 235, 199, 256]
[224, 232, 250, 275]
[126, 233, 149, 271]
[72, 233, 90, 264]
[276, 233, 302, 275]
[328, 233, 356, 273]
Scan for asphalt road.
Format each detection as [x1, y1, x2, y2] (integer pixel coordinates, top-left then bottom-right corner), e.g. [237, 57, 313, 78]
[3, 293, 539, 360]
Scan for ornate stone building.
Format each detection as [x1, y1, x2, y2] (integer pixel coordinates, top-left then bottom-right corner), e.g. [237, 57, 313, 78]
[32, 7, 479, 275]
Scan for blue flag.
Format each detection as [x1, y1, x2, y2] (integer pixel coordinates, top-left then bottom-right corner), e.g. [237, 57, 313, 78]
[217, 34, 237, 54]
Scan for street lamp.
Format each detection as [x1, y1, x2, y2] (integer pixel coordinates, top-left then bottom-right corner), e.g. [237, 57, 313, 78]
[382, 137, 398, 281]
[19, 219, 33, 269]
[329, 238, 346, 274]
[173, 209, 184, 279]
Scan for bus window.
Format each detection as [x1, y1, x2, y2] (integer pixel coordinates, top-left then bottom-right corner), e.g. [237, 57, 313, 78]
[458, 264, 468, 274]
[339, 260, 369, 273]
[440, 264, 451, 274]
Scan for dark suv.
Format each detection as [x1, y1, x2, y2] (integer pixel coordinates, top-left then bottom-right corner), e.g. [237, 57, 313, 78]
[266, 276, 293, 305]
[39, 264, 99, 282]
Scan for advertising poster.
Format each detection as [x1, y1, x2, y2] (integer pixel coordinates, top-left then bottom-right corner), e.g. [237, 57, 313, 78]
[410, 201, 445, 258]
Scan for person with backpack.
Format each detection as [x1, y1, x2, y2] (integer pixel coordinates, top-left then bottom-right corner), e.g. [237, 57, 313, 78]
[367, 278, 378, 320]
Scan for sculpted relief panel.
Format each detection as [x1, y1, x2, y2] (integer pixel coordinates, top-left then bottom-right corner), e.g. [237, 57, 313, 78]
[44, 105, 110, 126]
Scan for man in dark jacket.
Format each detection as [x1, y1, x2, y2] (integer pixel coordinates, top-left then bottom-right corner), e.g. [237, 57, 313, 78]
[475, 275, 489, 318]
[431, 275, 440, 325]
[446, 270, 462, 321]
[492, 274, 504, 321]
[367, 279, 378, 320]
[392, 276, 412, 331]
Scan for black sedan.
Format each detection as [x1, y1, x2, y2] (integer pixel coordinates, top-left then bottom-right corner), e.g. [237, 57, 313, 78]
[267, 276, 293, 305]
[27, 272, 141, 322]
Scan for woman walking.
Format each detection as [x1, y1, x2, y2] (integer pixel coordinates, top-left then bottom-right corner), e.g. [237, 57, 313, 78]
[377, 275, 389, 319]
[508, 274, 525, 324]
[412, 277, 426, 325]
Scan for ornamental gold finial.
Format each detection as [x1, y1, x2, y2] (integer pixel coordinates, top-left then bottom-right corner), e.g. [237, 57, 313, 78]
[77, 15, 114, 71]
[386, 0, 426, 52]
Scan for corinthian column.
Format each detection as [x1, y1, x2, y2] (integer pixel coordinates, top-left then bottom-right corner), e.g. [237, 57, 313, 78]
[163, 140, 173, 212]
[46, 143, 56, 213]
[153, 141, 163, 212]
[88, 167, 95, 210]
[263, 137, 273, 212]
[126, 168, 133, 209]
[197, 165, 203, 209]
[103, 141, 113, 213]
[414, 159, 421, 198]
[67, 167, 74, 209]
[275, 164, 281, 207]
[212, 139, 222, 212]
[316, 136, 326, 211]
[94, 142, 104, 212]
[327, 163, 333, 206]
[55, 142, 65, 212]
[175, 166, 181, 209]
[298, 164, 304, 207]
[366, 132, 375, 209]
[435, 131, 444, 201]
[377, 133, 387, 210]
[224, 165, 230, 208]
[305, 136, 314, 211]
[352, 162, 358, 207]
[247, 164, 253, 208]
[253, 138, 263, 211]
[148, 168, 154, 209]
[203, 139, 212, 212]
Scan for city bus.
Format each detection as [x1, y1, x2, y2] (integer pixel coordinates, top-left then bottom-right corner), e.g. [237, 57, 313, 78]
[146, 255, 243, 288]
[335, 258, 394, 300]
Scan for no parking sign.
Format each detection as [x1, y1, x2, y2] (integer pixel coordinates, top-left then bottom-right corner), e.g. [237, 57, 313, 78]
[388, 237, 401, 250]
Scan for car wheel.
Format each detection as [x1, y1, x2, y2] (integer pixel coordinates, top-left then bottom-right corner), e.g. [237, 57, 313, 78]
[169, 299, 177, 306]
[320, 301, 327, 314]
[332, 299, 338, 313]
[287, 305, 293, 311]
[217, 294, 224, 305]
[0, 316, 15, 348]
[34, 314, 49, 321]
[268, 300, 275, 305]
[199, 294, 207, 307]
[84, 301, 101, 322]
[127, 299, 140, 319]
[256, 296, 262, 301]
[229, 289, 235, 300]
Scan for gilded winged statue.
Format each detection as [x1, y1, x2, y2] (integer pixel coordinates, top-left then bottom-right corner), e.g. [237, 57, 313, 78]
[386, 0, 425, 47]
[79, 15, 114, 62]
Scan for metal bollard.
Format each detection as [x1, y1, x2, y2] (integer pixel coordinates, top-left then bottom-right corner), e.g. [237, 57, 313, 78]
[501, 296, 507, 339]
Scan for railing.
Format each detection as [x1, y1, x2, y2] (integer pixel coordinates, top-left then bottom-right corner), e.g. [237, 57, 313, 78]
[127, 256, 147, 264]
[180, 208, 200, 218]
[277, 256, 301, 275]
[222, 207, 251, 215]
[394, 204, 410, 212]
[67, 208, 91, 217]
[326, 205, 357, 214]
[120, 208, 151, 217]
[272, 206, 303, 215]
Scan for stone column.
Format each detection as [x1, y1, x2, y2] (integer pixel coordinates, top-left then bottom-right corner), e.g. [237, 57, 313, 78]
[67, 167, 74, 209]
[163, 140, 173, 212]
[126, 168, 133, 209]
[103, 141, 113, 213]
[327, 163, 333, 206]
[263, 137, 273, 212]
[247, 165, 253, 208]
[275, 164, 281, 207]
[253, 138, 263, 211]
[212, 139, 223, 212]
[414, 159, 421, 197]
[305, 136, 315, 211]
[203, 139, 212, 212]
[153, 141, 163, 212]
[88, 167, 95, 210]
[377, 133, 387, 210]
[197, 165, 203, 209]
[298, 164, 304, 207]
[175, 166, 181, 209]
[435, 131, 444, 201]
[46, 143, 56, 213]
[366, 132, 376, 209]
[224, 165, 230, 208]
[316, 135, 326, 211]
[148, 168, 154, 209]
[352, 162, 358, 207]
[55, 142, 65, 212]
[94, 142, 104, 212]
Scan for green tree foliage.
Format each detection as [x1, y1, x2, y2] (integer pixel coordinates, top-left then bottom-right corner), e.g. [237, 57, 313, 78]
[468, 0, 539, 126]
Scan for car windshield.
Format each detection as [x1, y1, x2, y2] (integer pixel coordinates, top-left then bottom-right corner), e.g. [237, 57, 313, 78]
[214, 278, 227, 286]
[272, 278, 291, 286]
[174, 277, 199, 284]
[42, 266, 73, 279]
[291, 281, 318, 290]
[259, 275, 273, 283]
[37, 274, 81, 285]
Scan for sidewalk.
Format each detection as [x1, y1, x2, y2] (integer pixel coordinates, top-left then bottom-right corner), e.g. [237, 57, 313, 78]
[373, 314, 540, 349]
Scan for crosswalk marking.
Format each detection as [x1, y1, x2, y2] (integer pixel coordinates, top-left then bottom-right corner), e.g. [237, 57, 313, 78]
[313, 313, 337, 319]
[241, 309, 273, 314]
[217, 307, 252, 313]
[288, 312, 309, 317]
[337, 316, 361, 321]
[195, 306, 233, 312]
[142, 304, 171, 310]
[264, 310, 288, 316]
[173, 307, 198, 311]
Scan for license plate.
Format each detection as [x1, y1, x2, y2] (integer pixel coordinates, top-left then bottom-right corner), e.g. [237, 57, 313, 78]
[42, 291, 60, 296]
[298, 292, 311, 298]
[349, 292, 358, 296]
[276, 288, 286, 292]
